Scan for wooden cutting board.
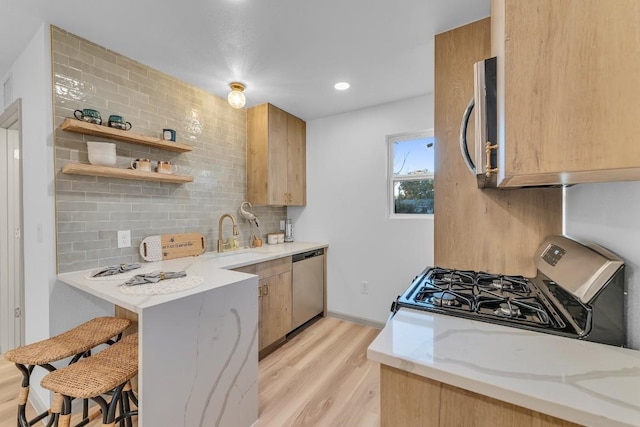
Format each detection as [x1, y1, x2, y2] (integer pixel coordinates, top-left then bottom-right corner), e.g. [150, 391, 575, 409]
[139, 233, 206, 262]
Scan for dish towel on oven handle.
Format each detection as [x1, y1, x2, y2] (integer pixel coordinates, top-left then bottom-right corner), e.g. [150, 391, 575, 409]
[124, 270, 187, 285]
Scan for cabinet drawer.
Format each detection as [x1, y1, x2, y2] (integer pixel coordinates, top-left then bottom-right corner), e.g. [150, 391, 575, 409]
[255, 257, 291, 280]
[232, 256, 292, 280]
[233, 264, 257, 275]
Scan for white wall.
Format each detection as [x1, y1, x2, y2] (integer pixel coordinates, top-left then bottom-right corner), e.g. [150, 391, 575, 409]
[0, 23, 56, 408]
[565, 182, 640, 350]
[288, 95, 434, 325]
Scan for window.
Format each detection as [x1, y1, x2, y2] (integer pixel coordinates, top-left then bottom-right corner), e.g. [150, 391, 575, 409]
[387, 130, 435, 217]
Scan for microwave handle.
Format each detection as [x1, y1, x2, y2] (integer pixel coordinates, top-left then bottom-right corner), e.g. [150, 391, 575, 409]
[459, 97, 476, 174]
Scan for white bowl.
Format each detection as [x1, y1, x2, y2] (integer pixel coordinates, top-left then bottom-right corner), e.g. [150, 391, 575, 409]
[87, 141, 116, 166]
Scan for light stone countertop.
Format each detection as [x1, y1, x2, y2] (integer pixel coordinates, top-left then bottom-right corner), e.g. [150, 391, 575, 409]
[57, 241, 327, 313]
[367, 307, 640, 427]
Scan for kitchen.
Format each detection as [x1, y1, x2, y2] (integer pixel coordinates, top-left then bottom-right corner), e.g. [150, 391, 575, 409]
[1, 0, 640, 426]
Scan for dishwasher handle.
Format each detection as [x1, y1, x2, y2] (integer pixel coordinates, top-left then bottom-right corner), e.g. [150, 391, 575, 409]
[292, 248, 325, 263]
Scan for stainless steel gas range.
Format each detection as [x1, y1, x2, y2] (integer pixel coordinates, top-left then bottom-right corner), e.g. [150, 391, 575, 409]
[391, 235, 626, 347]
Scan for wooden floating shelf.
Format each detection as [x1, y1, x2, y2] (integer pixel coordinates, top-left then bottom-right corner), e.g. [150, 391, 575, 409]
[61, 118, 193, 153]
[61, 163, 194, 184]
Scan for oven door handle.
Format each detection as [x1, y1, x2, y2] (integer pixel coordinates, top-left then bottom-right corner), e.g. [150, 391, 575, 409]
[459, 97, 476, 174]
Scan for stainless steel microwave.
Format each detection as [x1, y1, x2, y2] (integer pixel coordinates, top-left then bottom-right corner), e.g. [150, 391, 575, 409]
[460, 57, 497, 188]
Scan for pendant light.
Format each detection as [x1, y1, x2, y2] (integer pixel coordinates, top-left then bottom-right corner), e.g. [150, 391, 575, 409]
[227, 82, 246, 109]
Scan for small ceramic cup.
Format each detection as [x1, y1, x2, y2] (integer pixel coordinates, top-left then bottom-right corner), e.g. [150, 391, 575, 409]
[267, 234, 278, 245]
[156, 161, 177, 174]
[277, 233, 285, 244]
[130, 158, 151, 172]
[162, 129, 176, 141]
[74, 109, 102, 125]
[107, 115, 132, 131]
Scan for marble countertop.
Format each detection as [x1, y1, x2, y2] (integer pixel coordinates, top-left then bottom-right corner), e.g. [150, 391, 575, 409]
[367, 308, 640, 427]
[57, 242, 327, 313]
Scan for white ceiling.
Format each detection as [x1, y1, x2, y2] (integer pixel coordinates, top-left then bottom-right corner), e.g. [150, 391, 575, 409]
[1, 0, 489, 121]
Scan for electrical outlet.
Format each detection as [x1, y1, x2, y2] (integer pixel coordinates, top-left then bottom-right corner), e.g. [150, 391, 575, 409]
[360, 281, 369, 294]
[280, 220, 286, 231]
[117, 230, 131, 248]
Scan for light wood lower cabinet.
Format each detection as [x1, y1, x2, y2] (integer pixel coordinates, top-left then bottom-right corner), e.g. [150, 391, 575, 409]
[381, 365, 581, 427]
[234, 256, 293, 355]
[259, 270, 292, 351]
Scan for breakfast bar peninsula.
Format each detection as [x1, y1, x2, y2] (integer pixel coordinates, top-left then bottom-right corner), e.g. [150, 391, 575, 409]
[57, 254, 260, 426]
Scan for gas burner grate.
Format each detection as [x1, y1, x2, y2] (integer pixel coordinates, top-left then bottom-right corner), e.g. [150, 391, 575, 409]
[476, 296, 551, 326]
[476, 273, 530, 294]
[398, 267, 561, 329]
[428, 268, 475, 287]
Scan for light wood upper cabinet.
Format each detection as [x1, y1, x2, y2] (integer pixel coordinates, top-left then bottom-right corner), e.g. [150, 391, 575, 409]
[247, 103, 307, 206]
[492, 0, 640, 187]
[434, 18, 561, 276]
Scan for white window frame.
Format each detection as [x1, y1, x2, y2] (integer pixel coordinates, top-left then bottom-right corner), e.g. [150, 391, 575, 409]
[387, 129, 435, 219]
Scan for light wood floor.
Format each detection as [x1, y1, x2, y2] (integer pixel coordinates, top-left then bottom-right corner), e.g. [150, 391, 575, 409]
[0, 317, 380, 427]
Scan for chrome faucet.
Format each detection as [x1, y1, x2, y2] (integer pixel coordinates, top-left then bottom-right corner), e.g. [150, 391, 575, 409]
[218, 213, 239, 252]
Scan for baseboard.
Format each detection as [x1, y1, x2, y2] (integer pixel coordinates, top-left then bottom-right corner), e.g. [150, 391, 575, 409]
[327, 311, 385, 330]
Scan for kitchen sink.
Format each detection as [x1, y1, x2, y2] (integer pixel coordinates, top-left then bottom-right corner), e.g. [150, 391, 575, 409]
[198, 249, 265, 265]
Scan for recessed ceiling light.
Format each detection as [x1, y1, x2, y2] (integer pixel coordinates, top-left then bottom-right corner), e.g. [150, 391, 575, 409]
[334, 82, 350, 90]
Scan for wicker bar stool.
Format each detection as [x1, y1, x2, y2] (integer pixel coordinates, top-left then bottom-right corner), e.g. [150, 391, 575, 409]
[3, 317, 132, 427]
[41, 333, 139, 427]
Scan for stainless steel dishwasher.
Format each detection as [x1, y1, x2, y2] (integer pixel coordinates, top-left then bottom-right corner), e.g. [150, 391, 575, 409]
[292, 248, 325, 329]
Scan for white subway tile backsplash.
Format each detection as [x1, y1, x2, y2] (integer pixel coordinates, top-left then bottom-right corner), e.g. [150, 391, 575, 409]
[85, 248, 127, 261]
[84, 221, 122, 232]
[58, 252, 88, 265]
[97, 230, 118, 240]
[57, 242, 73, 254]
[97, 203, 133, 212]
[72, 240, 111, 251]
[57, 201, 97, 212]
[57, 222, 86, 232]
[71, 212, 110, 221]
[58, 231, 99, 243]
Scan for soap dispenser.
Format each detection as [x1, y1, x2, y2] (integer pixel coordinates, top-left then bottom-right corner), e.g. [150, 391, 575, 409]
[284, 219, 294, 242]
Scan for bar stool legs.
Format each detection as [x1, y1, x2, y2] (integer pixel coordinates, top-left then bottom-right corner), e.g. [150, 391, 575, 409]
[47, 381, 137, 427]
[40, 333, 139, 427]
[119, 382, 136, 427]
[35, 381, 137, 427]
[15, 363, 58, 427]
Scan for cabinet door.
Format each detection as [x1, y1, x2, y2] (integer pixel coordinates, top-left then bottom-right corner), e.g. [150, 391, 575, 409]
[247, 103, 307, 206]
[381, 365, 581, 427]
[434, 18, 562, 276]
[247, 104, 270, 205]
[492, 0, 640, 187]
[286, 114, 306, 206]
[267, 104, 289, 205]
[259, 270, 292, 351]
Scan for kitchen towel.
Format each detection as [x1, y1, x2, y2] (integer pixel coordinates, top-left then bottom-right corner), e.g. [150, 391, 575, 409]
[92, 263, 141, 277]
[119, 273, 204, 296]
[123, 270, 187, 285]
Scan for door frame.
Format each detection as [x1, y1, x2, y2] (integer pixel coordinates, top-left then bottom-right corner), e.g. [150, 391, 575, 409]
[0, 98, 24, 353]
